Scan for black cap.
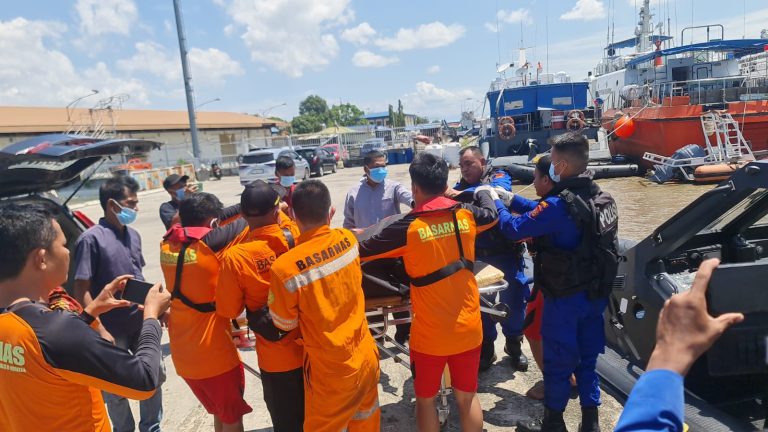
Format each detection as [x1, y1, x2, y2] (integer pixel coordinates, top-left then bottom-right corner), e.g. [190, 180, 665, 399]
[163, 174, 189, 190]
[241, 180, 283, 216]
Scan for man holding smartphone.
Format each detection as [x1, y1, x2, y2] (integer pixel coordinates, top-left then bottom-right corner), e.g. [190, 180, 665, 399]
[0, 202, 171, 432]
[73, 175, 166, 432]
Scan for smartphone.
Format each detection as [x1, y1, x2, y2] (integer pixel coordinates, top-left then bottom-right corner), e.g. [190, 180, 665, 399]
[122, 279, 154, 305]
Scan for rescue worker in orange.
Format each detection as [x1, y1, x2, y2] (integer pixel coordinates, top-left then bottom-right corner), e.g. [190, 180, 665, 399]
[160, 193, 251, 432]
[358, 153, 498, 432]
[0, 202, 170, 432]
[217, 180, 304, 431]
[267, 180, 381, 432]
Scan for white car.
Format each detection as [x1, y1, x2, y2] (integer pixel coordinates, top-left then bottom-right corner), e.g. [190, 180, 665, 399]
[238, 148, 310, 186]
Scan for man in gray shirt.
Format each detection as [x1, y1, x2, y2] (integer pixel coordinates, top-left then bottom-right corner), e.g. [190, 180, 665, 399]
[343, 150, 413, 231]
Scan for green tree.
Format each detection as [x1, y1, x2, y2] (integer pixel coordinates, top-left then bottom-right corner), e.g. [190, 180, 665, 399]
[388, 104, 395, 127]
[299, 95, 329, 117]
[396, 99, 405, 127]
[328, 103, 367, 127]
[291, 114, 324, 134]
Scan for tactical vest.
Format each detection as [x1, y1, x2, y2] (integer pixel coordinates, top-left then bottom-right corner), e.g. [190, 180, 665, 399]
[532, 176, 619, 299]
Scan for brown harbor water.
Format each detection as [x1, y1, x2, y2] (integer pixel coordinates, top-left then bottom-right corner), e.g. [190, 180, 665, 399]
[516, 176, 714, 241]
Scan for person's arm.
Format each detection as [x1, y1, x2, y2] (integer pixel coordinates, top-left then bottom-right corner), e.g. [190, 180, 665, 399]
[510, 194, 539, 214]
[218, 203, 242, 225]
[395, 183, 414, 208]
[216, 250, 248, 319]
[266, 268, 299, 332]
[488, 169, 512, 191]
[343, 190, 356, 229]
[159, 203, 177, 230]
[204, 219, 249, 256]
[614, 259, 744, 432]
[463, 188, 498, 234]
[357, 216, 410, 261]
[72, 234, 97, 306]
[38, 278, 171, 401]
[495, 197, 566, 241]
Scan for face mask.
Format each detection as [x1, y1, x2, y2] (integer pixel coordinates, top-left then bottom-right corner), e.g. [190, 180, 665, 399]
[549, 162, 562, 183]
[112, 200, 137, 225]
[175, 188, 185, 200]
[368, 167, 388, 183]
[279, 176, 295, 187]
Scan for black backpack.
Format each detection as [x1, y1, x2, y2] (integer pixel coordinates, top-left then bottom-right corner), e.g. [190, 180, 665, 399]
[560, 188, 620, 299]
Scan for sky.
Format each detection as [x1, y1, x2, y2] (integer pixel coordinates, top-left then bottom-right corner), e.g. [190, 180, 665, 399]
[1, 0, 767, 122]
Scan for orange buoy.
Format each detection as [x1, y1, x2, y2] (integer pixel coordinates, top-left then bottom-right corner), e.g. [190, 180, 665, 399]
[614, 115, 636, 138]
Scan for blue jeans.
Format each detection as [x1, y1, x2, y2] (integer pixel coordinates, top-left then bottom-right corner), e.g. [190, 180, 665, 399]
[542, 291, 608, 411]
[481, 253, 532, 342]
[103, 332, 166, 432]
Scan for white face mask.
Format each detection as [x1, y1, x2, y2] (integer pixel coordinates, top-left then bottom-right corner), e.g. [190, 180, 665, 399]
[549, 161, 565, 183]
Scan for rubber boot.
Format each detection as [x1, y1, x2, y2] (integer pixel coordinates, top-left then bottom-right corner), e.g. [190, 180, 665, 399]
[504, 335, 529, 372]
[578, 407, 600, 432]
[478, 340, 497, 372]
[515, 408, 568, 432]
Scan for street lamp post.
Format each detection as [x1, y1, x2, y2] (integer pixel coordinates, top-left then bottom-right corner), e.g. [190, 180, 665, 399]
[172, 0, 201, 162]
[259, 102, 287, 118]
[195, 97, 221, 111]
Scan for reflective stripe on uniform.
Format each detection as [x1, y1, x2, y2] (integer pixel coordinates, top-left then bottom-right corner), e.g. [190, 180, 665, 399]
[269, 310, 298, 331]
[351, 398, 380, 421]
[284, 247, 360, 293]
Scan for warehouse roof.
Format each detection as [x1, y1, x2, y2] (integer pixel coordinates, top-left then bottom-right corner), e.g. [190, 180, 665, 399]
[0, 106, 288, 134]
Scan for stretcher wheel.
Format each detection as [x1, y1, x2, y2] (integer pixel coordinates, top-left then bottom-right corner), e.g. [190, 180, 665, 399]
[490, 303, 510, 323]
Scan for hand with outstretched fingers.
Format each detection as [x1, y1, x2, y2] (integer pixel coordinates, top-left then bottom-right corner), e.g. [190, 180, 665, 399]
[647, 258, 744, 376]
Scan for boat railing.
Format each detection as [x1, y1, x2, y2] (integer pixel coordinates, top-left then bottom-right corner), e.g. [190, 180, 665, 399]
[647, 76, 768, 107]
[489, 77, 528, 92]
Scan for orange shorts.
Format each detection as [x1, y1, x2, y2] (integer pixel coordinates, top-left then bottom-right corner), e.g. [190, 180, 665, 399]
[410, 346, 481, 398]
[523, 289, 543, 342]
[183, 364, 252, 424]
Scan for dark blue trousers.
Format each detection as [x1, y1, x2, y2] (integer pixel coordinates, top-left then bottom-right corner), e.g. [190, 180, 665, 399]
[481, 253, 532, 342]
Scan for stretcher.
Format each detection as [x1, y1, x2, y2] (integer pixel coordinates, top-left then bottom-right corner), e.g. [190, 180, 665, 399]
[362, 259, 509, 427]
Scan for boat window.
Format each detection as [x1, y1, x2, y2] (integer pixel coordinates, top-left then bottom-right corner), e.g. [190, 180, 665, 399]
[702, 189, 768, 232]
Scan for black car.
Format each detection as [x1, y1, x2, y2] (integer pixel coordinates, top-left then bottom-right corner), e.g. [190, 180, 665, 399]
[0, 134, 160, 293]
[296, 146, 337, 177]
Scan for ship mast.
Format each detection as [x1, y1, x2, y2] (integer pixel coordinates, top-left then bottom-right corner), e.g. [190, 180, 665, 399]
[636, 0, 653, 53]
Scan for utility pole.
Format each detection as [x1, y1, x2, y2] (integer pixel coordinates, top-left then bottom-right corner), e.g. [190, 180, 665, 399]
[172, 0, 201, 163]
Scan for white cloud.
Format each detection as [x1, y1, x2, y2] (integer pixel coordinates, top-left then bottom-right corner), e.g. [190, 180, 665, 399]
[427, 65, 441, 74]
[189, 48, 245, 84]
[117, 42, 243, 86]
[498, 8, 533, 25]
[75, 0, 138, 36]
[216, 0, 353, 78]
[0, 17, 150, 107]
[561, 0, 606, 21]
[402, 81, 476, 119]
[351, 50, 398, 68]
[485, 8, 532, 33]
[484, 22, 499, 33]
[374, 22, 465, 52]
[341, 22, 376, 45]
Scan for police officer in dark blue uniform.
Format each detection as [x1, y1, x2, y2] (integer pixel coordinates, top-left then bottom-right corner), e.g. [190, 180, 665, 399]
[446, 145, 531, 372]
[489, 133, 619, 432]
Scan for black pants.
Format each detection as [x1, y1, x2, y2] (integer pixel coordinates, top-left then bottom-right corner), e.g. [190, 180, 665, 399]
[261, 367, 304, 432]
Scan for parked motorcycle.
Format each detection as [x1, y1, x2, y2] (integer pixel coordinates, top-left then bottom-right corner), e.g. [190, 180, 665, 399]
[211, 162, 222, 180]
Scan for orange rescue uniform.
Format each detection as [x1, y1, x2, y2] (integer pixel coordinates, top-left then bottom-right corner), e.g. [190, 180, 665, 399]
[0, 302, 163, 431]
[358, 195, 497, 356]
[217, 217, 303, 372]
[269, 226, 380, 432]
[160, 219, 248, 380]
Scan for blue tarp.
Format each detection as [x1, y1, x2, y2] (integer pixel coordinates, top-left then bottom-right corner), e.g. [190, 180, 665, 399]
[627, 39, 768, 66]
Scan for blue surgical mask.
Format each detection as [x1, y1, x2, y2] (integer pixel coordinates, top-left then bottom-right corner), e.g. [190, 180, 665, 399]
[548, 162, 561, 183]
[369, 167, 388, 183]
[112, 200, 137, 225]
[279, 176, 295, 187]
[175, 188, 185, 200]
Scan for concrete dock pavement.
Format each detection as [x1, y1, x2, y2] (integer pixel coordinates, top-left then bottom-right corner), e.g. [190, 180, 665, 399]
[74, 163, 622, 431]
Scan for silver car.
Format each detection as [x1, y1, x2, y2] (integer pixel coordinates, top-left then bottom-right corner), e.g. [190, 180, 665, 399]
[238, 148, 310, 186]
